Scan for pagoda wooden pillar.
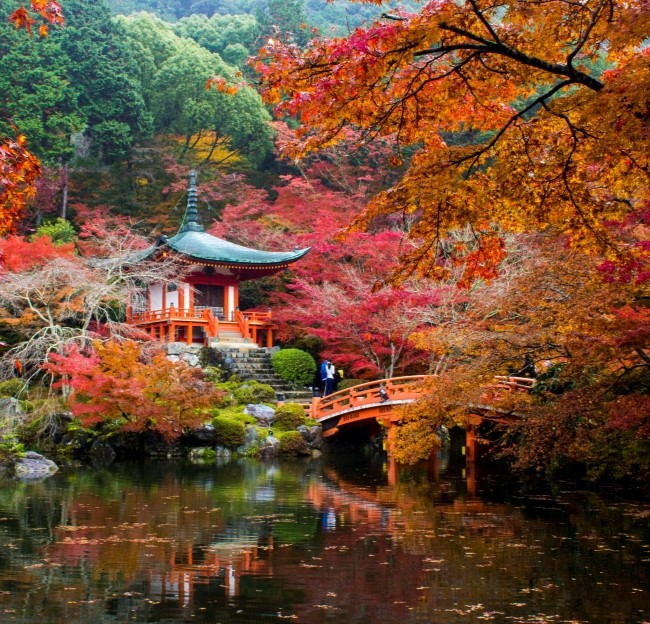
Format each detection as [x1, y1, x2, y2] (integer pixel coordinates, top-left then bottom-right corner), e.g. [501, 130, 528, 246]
[266, 328, 273, 348]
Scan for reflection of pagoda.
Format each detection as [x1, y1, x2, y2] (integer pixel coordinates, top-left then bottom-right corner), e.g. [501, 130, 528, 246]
[127, 171, 310, 347]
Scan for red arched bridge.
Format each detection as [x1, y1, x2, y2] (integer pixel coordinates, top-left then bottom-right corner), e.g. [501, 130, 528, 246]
[309, 375, 535, 439]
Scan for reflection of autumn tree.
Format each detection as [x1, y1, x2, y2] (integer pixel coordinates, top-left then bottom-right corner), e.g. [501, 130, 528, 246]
[45, 473, 220, 581]
[1, 460, 649, 622]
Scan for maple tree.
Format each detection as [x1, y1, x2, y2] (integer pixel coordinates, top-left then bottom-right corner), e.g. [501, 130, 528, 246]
[0, 224, 185, 379]
[387, 234, 650, 478]
[44, 340, 220, 442]
[210, 154, 442, 376]
[0, 1, 63, 235]
[255, 0, 650, 285]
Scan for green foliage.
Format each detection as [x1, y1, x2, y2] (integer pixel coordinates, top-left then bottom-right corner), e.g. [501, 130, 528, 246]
[271, 349, 316, 386]
[202, 365, 227, 383]
[0, 436, 25, 466]
[277, 430, 309, 456]
[338, 378, 366, 391]
[0, 379, 27, 398]
[119, 12, 274, 166]
[33, 219, 77, 246]
[210, 404, 256, 425]
[273, 403, 307, 431]
[174, 13, 260, 65]
[283, 334, 323, 363]
[0, 0, 151, 165]
[233, 381, 276, 405]
[190, 446, 216, 461]
[17, 401, 35, 414]
[212, 416, 246, 448]
[258, 0, 309, 47]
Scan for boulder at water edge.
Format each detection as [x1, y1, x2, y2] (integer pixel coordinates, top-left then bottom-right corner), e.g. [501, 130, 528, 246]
[14, 451, 58, 480]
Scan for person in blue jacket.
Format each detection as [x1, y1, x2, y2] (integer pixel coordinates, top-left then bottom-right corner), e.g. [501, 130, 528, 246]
[319, 359, 329, 396]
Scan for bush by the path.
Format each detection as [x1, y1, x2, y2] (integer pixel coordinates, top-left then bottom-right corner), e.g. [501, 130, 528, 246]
[272, 349, 316, 386]
[338, 378, 367, 391]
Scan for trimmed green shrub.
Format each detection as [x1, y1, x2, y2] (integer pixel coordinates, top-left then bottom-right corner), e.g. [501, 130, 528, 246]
[212, 417, 246, 448]
[338, 378, 367, 391]
[0, 379, 27, 398]
[278, 431, 309, 456]
[234, 381, 276, 404]
[274, 403, 307, 431]
[272, 349, 316, 386]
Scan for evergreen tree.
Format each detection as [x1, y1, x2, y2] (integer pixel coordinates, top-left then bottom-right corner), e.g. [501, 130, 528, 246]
[257, 0, 309, 46]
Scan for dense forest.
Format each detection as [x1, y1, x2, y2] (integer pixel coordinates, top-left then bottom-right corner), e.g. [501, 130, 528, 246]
[0, 0, 648, 482]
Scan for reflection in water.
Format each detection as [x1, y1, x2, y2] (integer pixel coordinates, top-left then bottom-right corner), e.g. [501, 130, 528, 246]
[0, 454, 648, 623]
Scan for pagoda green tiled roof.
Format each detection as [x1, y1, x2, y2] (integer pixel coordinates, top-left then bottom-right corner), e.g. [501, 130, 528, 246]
[162, 229, 309, 266]
[149, 170, 310, 267]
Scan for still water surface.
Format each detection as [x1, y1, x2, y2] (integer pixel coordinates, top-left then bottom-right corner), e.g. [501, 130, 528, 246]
[1, 453, 649, 624]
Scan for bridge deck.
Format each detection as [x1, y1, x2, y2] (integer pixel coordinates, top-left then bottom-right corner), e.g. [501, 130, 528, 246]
[310, 374, 535, 437]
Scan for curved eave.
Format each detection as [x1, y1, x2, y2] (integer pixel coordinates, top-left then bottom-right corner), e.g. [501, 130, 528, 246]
[169, 246, 312, 268]
[157, 231, 311, 267]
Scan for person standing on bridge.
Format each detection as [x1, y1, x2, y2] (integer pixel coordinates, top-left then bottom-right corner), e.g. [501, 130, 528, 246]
[320, 358, 330, 396]
[378, 383, 389, 403]
[324, 360, 336, 396]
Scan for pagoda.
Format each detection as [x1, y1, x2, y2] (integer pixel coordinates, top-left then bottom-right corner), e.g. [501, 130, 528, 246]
[127, 171, 310, 348]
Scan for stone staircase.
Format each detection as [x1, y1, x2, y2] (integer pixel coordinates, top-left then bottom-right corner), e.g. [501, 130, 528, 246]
[208, 324, 254, 349]
[216, 347, 314, 405]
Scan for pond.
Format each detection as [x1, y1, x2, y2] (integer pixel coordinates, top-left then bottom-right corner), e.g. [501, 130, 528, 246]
[1, 449, 649, 624]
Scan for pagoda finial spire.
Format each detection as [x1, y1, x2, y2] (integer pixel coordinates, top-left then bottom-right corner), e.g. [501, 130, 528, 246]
[179, 169, 204, 233]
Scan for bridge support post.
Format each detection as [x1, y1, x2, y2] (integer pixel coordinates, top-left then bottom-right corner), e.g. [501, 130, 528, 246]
[310, 396, 320, 420]
[427, 449, 440, 482]
[465, 427, 477, 497]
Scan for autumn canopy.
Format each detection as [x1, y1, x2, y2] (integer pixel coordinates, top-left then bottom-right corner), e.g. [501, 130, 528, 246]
[255, 0, 649, 285]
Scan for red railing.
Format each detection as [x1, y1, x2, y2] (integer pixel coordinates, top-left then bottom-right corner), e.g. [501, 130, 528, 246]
[204, 308, 219, 338]
[492, 376, 536, 392]
[128, 307, 205, 323]
[234, 309, 251, 340]
[240, 309, 272, 324]
[312, 376, 432, 421]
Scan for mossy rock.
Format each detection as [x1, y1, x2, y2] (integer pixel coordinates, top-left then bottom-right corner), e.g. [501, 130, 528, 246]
[233, 381, 276, 405]
[278, 430, 309, 456]
[212, 416, 246, 448]
[0, 379, 27, 398]
[273, 403, 307, 431]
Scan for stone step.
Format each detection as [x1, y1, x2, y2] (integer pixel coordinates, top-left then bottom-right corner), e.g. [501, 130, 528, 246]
[231, 362, 274, 370]
[211, 342, 257, 350]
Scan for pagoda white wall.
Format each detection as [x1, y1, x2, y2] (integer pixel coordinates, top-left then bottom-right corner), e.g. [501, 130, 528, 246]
[149, 284, 163, 311]
[227, 285, 235, 320]
[182, 283, 191, 308]
[167, 290, 179, 307]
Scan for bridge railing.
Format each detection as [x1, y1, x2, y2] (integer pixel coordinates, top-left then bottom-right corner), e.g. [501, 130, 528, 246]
[312, 375, 432, 421]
